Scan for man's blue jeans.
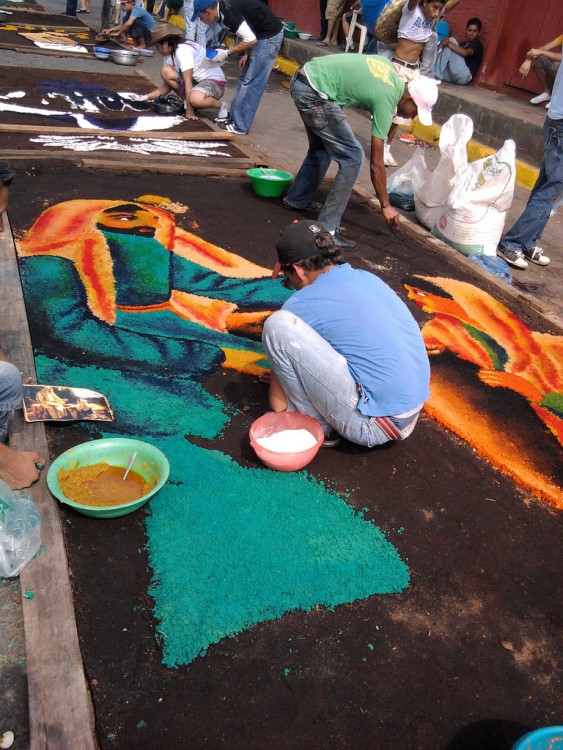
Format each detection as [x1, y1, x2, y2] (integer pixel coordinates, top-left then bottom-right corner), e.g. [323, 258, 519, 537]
[0, 361, 22, 444]
[284, 74, 365, 233]
[434, 38, 472, 85]
[229, 30, 283, 133]
[262, 311, 421, 447]
[500, 116, 563, 253]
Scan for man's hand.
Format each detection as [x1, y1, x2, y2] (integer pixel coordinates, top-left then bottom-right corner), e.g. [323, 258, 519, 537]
[0, 447, 45, 490]
[212, 48, 229, 63]
[238, 53, 249, 71]
[382, 204, 400, 228]
[519, 58, 532, 77]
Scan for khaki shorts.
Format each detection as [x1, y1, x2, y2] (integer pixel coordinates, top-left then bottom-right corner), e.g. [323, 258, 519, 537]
[325, 0, 346, 21]
[192, 79, 225, 100]
[391, 58, 419, 125]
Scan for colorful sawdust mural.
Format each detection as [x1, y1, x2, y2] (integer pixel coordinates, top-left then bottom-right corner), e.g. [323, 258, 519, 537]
[16, 195, 410, 667]
[405, 276, 563, 509]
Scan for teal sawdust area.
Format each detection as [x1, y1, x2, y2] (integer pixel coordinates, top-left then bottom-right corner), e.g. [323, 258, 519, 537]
[9, 162, 562, 750]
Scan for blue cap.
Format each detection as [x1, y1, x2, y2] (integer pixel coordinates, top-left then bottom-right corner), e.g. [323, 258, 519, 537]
[191, 0, 214, 23]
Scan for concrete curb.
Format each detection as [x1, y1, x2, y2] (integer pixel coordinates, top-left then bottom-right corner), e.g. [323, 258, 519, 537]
[272, 54, 540, 192]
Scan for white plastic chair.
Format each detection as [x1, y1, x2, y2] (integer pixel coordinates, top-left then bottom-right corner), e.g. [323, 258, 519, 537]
[345, 8, 368, 54]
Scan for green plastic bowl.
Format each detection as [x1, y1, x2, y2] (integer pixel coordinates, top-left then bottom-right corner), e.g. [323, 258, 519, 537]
[246, 168, 294, 198]
[284, 29, 299, 38]
[47, 438, 169, 518]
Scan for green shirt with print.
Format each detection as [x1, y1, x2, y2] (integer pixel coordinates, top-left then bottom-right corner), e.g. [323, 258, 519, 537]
[303, 55, 405, 140]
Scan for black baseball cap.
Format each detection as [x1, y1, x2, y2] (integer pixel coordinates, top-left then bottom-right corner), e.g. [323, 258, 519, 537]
[272, 220, 334, 278]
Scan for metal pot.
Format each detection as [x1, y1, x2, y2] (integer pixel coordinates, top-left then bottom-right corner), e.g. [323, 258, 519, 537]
[110, 49, 139, 66]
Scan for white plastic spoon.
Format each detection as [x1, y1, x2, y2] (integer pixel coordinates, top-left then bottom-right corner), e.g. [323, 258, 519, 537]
[122, 451, 137, 480]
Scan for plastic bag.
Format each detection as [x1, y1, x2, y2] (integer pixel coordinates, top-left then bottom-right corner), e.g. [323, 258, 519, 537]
[415, 113, 473, 229]
[0, 479, 41, 578]
[468, 253, 512, 284]
[387, 148, 430, 211]
[431, 139, 516, 256]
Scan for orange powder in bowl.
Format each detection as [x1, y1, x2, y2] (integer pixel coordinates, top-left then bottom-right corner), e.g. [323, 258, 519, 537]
[58, 463, 154, 507]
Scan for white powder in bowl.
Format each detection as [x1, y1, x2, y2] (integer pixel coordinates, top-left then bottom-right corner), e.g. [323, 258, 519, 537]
[256, 428, 318, 453]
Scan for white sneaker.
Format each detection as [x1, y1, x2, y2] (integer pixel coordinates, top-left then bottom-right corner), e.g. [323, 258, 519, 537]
[530, 92, 551, 105]
[497, 246, 528, 269]
[384, 150, 398, 167]
[216, 102, 228, 121]
[524, 246, 550, 266]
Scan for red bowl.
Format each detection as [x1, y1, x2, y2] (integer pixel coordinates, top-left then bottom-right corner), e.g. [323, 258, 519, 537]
[249, 412, 324, 471]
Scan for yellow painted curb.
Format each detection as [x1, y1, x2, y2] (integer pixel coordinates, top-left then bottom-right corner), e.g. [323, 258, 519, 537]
[273, 55, 300, 78]
[273, 54, 539, 192]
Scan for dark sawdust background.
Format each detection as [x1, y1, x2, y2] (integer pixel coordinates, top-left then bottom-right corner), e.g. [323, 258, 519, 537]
[10, 163, 563, 750]
[0, 66, 216, 134]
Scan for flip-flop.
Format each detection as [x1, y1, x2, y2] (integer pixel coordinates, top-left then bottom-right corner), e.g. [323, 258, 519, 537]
[316, 41, 329, 46]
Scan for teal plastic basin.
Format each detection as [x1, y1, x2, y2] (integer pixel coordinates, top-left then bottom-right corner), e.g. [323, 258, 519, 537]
[511, 727, 563, 750]
[47, 438, 169, 518]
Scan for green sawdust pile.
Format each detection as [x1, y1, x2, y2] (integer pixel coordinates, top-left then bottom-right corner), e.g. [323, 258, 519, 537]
[146, 436, 409, 667]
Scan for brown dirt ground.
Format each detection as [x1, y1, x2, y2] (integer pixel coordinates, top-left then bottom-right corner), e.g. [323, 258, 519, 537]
[9, 163, 563, 750]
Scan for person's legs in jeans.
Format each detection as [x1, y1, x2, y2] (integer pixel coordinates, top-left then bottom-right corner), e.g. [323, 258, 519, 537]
[434, 39, 472, 84]
[229, 30, 283, 133]
[500, 116, 563, 253]
[285, 77, 364, 231]
[284, 78, 332, 209]
[0, 361, 23, 444]
[65, 0, 78, 15]
[315, 103, 364, 232]
[420, 31, 438, 76]
[263, 311, 403, 446]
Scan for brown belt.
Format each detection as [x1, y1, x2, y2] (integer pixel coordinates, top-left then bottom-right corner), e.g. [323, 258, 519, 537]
[391, 57, 420, 69]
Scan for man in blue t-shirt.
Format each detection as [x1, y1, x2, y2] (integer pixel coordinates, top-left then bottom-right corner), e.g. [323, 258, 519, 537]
[262, 221, 430, 448]
[103, 0, 157, 48]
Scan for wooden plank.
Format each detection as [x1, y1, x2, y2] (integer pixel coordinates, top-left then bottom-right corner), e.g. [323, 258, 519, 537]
[80, 158, 255, 175]
[0, 23, 91, 30]
[0, 42, 98, 58]
[0, 123, 236, 140]
[0, 150, 256, 171]
[0, 215, 98, 750]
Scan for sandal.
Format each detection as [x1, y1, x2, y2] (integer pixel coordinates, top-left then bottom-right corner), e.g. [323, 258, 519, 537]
[322, 431, 340, 448]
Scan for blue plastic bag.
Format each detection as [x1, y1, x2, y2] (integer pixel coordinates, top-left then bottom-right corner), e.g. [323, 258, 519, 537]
[468, 253, 512, 285]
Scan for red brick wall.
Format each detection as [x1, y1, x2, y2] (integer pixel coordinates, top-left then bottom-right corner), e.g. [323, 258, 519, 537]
[444, 1, 496, 52]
